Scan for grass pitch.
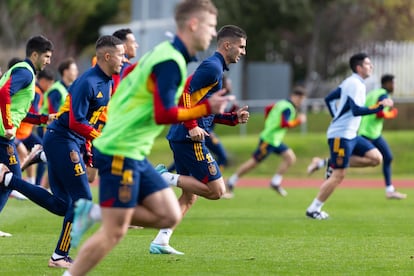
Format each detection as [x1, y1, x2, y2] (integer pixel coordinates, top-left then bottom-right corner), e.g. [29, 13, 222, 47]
[0, 186, 413, 275]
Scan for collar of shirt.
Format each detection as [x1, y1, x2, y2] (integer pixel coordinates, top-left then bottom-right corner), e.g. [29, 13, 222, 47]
[172, 36, 196, 63]
[352, 73, 365, 83]
[24, 58, 36, 73]
[60, 80, 69, 89]
[214, 52, 229, 72]
[94, 64, 113, 81]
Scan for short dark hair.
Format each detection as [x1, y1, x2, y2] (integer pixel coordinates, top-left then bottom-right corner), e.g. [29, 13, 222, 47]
[291, 86, 307, 96]
[95, 35, 124, 51]
[26, 35, 54, 57]
[58, 57, 76, 76]
[8, 57, 22, 69]
[349, 53, 369, 73]
[217, 25, 247, 44]
[112, 28, 133, 42]
[37, 68, 55, 81]
[175, 0, 217, 29]
[381, 74, 394, 85]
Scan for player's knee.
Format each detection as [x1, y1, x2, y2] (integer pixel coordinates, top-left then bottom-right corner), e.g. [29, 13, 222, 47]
[162, 212, 182, 228]
[107, 227, 128, 245]
[383, 154, 393, 165]
[209, 191, 222, 200]
[282, 150, 296, 166]
[372, 154, 383, 166]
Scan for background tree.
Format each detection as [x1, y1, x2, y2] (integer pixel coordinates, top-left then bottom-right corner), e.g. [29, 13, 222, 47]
[215, 0, 414, 96]
[0, 0, 128, 68]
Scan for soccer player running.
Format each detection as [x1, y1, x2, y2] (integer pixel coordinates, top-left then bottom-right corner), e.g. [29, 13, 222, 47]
[307, 74, 406, 199]
[15, 68, 54, 188]
[0, 35, 124, 268]
[358, 74, 406, 199]
[0, 35, 54, 237]
[225, 87, 307, 198]
[66, 0, 233, 274]
[151, 25, 248, 254]
[305, 53, 394, 220]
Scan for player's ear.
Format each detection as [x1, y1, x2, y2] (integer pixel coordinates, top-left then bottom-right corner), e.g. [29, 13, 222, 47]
[104, 52, 111, 62]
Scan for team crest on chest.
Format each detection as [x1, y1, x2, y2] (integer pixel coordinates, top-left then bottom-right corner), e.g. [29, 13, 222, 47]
[70, 150, 80, 163]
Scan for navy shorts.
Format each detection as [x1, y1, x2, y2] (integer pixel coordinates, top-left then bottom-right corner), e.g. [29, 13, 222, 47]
[169, 141, 222, 184]
[252, 139, 289, 162]
[94, 148, 169, 208]
[328, 136, 375, 169]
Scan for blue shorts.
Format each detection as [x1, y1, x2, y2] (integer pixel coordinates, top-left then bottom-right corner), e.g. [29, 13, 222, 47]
[0, 137, 22, 177]
[328, 136, 375, 169]
[43, 129, 92, 203]
[169, 141, 221, 184]
[0, 137, 21, 212]
[252, 139, 289, 162]
[94, 148, 169, 208]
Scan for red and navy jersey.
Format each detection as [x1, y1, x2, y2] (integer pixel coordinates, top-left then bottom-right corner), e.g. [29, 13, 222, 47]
[167, 52, 237, 142]
[48, 65, 112, 144]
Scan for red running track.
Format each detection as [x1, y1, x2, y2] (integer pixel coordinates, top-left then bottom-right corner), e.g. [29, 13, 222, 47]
[236, 178, 413, 188]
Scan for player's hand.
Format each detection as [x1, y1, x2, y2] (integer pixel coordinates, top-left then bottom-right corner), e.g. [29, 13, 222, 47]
[298, 113, 307, 123]
[83, 140, 94, 167]
[47, 113, 58, 124]
[208, 89, 235, 114]
[237, 105, 249, 124]
[4, 128, 14, 140]
[379, 98, 393, 107]
[188, 126, 209, 142]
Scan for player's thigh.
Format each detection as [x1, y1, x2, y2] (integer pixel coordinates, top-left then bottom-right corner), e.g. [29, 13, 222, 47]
[101, 207, 135, 235]
[354, 136, 380, 162]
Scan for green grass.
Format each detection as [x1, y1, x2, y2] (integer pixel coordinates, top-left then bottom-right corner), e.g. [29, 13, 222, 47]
[1, 187, 414, 275]
[1, 112, 414, 275]
[148, 129, 414, 179]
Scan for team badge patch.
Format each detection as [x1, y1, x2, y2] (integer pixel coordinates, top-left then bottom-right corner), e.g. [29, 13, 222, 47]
[119, 186, 132, 203]
[70, 150, 80, 163]
[336, 157, 343, 166]
[208, 163, 217, 176]
[7, 145, 14, 156]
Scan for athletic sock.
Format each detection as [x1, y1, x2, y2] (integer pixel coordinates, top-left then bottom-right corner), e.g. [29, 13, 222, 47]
[227, 174, 238, 187]
[3, 172, 13, 187]
[307, 198, 324, 212]
[318, 159, 327, 169]
[270, 174, 283, 186]
[153, 228, 173, 245]
[90, 203, 102, 221]
[40, 151, 47, 162]
[386, 185, 395, 193]
[161, 172, 179, 186]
